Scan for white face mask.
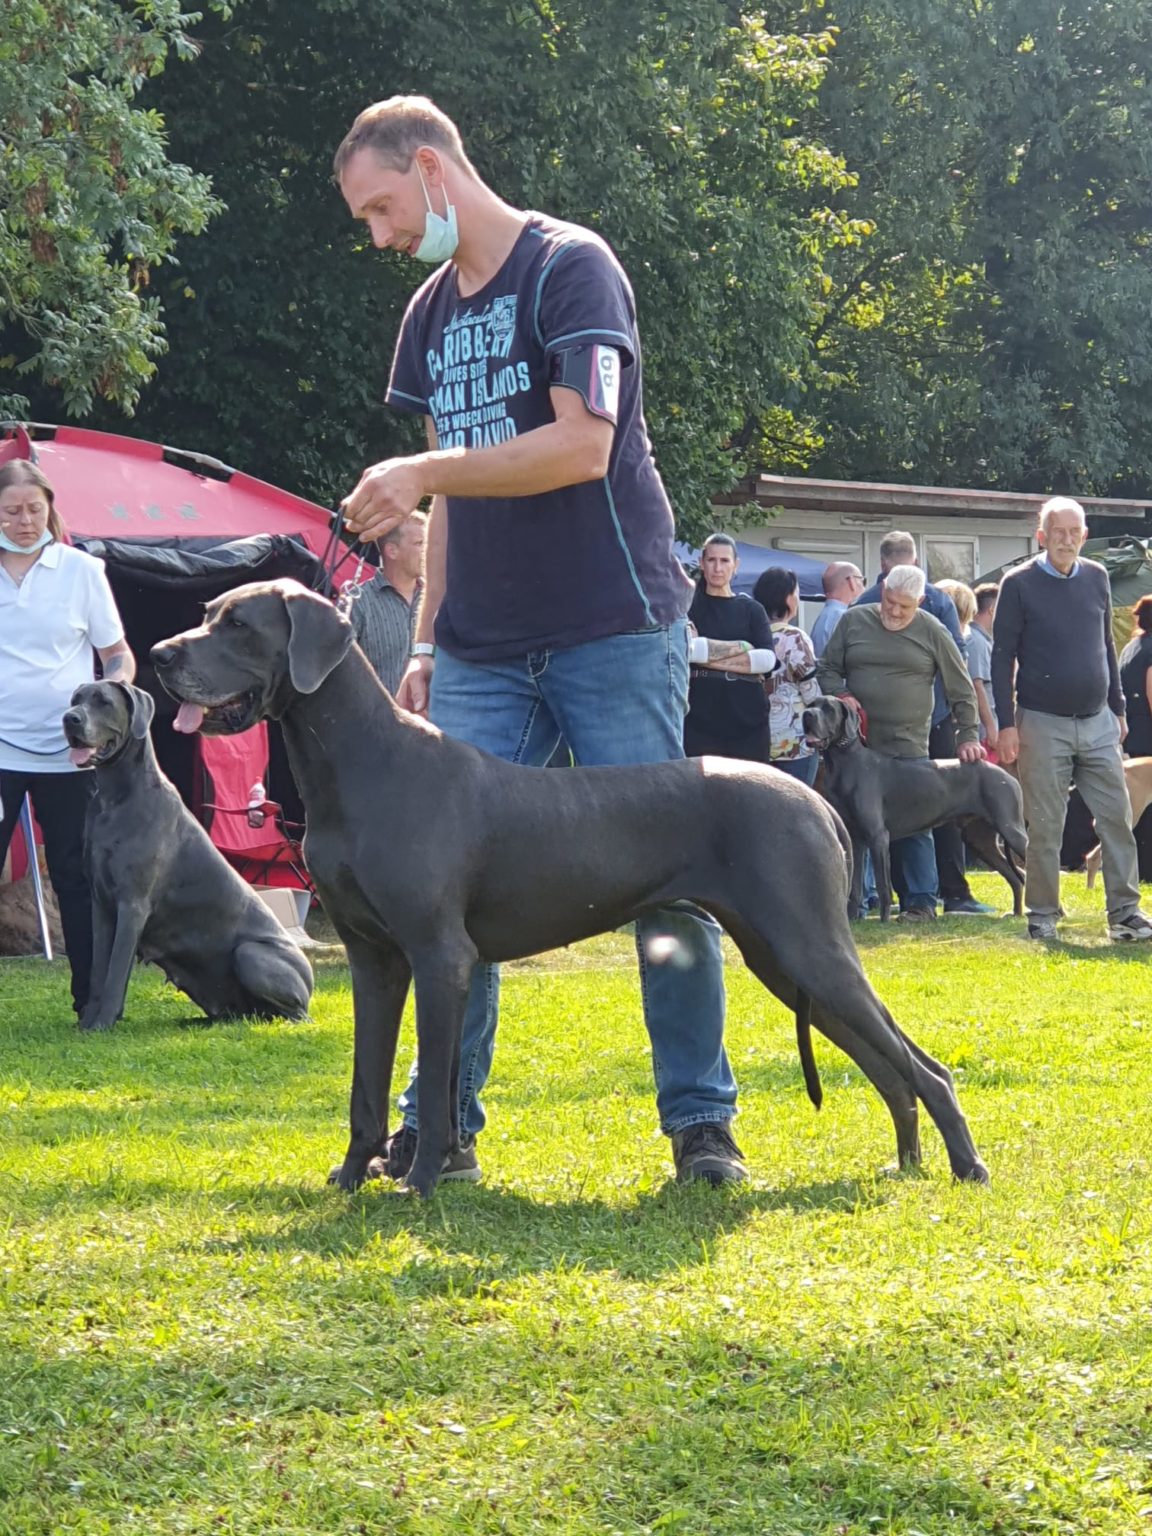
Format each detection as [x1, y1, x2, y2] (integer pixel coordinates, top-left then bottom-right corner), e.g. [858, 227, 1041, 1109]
[413, 165, 459, 263]
[0, 525, 52, 555]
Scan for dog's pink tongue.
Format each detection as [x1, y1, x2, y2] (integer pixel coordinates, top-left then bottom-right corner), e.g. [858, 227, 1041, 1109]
[173, 702, 206, 734]
[68, 746, 95, 767]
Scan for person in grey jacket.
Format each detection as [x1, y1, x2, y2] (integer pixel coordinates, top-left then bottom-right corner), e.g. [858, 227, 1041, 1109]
[992, 496, 1152, 944]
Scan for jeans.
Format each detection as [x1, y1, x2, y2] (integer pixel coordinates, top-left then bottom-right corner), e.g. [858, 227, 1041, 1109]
[0, 769, 96, 1013]
[397, 618, 737, 1139]
[885, 754, 939, 910]
[772, 754, 819, 787]
[890, 831, 938, 911]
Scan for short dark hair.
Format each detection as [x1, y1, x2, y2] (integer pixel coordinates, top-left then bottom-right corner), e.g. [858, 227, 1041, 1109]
[752, 566, 798, 620]
[333, 95, 470, 178]
[1132, 594, 1152, 634]
[974, 582, 999, 615]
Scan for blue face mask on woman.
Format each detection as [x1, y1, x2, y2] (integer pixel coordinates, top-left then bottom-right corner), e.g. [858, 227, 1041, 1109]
[413, 166, 459, 264]
[0, 526, 52, 555]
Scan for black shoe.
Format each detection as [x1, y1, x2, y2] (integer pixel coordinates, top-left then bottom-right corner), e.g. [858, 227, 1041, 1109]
[943, 897, 999, 916]
[672, 1122, 747, 1185]
[383, 1123, 482, 1182]
[898, 904, 937, 922]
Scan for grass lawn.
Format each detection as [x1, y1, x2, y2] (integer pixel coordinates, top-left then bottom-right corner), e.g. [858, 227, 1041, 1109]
[2, 872, 1152, 1534]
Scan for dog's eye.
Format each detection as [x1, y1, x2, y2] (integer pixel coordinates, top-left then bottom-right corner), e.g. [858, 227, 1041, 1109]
[227, 611, 246, 629]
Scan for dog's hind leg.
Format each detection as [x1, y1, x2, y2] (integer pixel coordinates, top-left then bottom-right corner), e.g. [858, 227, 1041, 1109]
[722, 904, 987, 1181]
[329, 936, 412, 1192]
[961, 818, 1023, 915]
[233, 940, 313, 1021]
[723, 919, 920, 1170]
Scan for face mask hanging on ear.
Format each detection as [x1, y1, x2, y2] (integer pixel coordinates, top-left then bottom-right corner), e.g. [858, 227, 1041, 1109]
[0, 526, 52, 554]
[413, 165, 459, 264]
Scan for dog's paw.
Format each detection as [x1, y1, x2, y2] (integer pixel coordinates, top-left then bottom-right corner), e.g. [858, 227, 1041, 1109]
[327, 1159, 370, 1192]
[954, 1159, 991, 1186]
[400, 1162, 442, 1200]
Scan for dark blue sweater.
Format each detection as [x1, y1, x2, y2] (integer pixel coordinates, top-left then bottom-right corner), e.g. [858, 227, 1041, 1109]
[991, 555, 1122, 726]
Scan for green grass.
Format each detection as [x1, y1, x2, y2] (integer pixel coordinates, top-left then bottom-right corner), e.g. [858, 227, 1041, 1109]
[2, 873, 1152, 1534]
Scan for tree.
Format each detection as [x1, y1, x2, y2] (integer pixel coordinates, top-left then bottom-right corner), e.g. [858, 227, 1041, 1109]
[0, 0, 231, 419]
[60, 0, 855, 539]
[802, 0, 1152, 497]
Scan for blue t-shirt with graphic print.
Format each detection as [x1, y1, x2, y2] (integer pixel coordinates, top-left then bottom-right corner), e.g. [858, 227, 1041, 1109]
[386, 212, 692, 661]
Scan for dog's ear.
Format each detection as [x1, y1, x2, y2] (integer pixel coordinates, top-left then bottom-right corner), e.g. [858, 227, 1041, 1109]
[124, 684, 155, 740]
[284, 588, 354, 694]
[840, 701, 862, 745]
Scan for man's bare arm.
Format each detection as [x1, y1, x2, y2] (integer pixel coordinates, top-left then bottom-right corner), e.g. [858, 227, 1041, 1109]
[344, 388, 613, 544]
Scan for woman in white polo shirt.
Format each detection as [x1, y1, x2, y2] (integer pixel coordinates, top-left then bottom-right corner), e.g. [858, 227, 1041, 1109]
[0, 459, 135, 1017]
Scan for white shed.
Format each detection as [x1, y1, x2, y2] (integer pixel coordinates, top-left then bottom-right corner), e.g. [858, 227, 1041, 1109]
[722, 474, 1152, 629]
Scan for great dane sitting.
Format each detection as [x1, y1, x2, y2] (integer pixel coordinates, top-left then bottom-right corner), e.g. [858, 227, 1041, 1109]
[803, 695, 1028, 921]
[150, 580, 989, 1197]
[63, 681, 313, 1031]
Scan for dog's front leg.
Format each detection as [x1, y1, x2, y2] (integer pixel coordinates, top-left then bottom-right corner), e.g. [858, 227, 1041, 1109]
[329, 938, 411, 1192]
[869, 829, 893, 922]
[404, 942, 476, 1198]
[78, 896, 115, 1029]
[78, 900, 147, 1031]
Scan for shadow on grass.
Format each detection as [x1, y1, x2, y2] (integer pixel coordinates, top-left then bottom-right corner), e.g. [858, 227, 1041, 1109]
[186, 1171, 899, 1287]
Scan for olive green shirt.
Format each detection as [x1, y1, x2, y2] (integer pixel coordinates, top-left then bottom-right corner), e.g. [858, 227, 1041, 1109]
[817, 605, 979, 759]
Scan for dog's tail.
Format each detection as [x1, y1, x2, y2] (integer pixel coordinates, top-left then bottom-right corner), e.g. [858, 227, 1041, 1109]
[795, 990, 823, 1110]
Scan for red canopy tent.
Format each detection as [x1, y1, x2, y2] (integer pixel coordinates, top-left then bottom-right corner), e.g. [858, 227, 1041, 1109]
[0, 422, 353, 900]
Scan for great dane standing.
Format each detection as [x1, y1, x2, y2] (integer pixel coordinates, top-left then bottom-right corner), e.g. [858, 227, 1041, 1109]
[803, 696, 1028, 921]
[63, 681, 313, 1031]
[151, 580, 989, 1197]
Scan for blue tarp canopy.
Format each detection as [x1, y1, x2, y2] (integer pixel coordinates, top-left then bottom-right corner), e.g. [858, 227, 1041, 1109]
[675, 541, 829, 601]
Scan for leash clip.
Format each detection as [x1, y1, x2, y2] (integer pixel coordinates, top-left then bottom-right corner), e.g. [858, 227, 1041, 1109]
[336, 551, 367, 621]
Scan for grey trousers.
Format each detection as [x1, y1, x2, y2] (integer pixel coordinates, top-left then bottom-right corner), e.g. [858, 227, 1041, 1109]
[1017, 704, 1140, 921]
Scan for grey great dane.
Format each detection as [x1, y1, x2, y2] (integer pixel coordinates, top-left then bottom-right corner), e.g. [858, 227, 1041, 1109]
[803, 696, 1028, 921]
[63, 681, 313, 1032]
[150, 580, 989, 1197]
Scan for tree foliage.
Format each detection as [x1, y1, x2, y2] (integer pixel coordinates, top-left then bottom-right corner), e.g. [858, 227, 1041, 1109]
[63, 0, 853, 538]
[801, 0, 1152, 496]
[0, 1, 232, 418]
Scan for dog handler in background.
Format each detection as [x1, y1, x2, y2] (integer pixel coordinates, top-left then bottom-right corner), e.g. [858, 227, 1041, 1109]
[335, 95, 747, 1187]
[818, 563, 983, 920]
[683, 533, 777, 761]
[0, 459, 135, 1017]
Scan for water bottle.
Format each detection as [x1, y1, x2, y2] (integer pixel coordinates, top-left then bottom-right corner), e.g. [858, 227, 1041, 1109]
[247, 781, 266, 829]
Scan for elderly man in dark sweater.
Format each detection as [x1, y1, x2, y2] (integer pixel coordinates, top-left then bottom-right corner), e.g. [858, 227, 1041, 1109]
[993, 497, 1152, 943]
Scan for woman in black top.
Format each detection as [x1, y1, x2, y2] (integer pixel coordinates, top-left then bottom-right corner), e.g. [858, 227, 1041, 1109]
[684, 535, 776, 760]
[1120, 595, 1152, 758]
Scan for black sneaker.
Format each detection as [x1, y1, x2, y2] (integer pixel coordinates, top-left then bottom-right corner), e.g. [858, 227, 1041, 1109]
[1108, 909, 1152, 943]
[1027, 916, 1059, 941]
[672, 1122, 747, 1185]
[898, 904, 937, 922]
[383, 1123, 482, 1182]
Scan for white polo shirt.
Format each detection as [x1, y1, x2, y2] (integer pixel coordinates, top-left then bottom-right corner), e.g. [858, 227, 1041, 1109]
[0, 542, 125, 773]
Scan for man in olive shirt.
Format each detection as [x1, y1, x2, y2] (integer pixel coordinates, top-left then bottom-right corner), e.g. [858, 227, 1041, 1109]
[819, 564, 982, 919]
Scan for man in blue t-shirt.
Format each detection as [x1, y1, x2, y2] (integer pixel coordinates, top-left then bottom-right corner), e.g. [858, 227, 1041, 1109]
[335, 95, 743, 1187]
